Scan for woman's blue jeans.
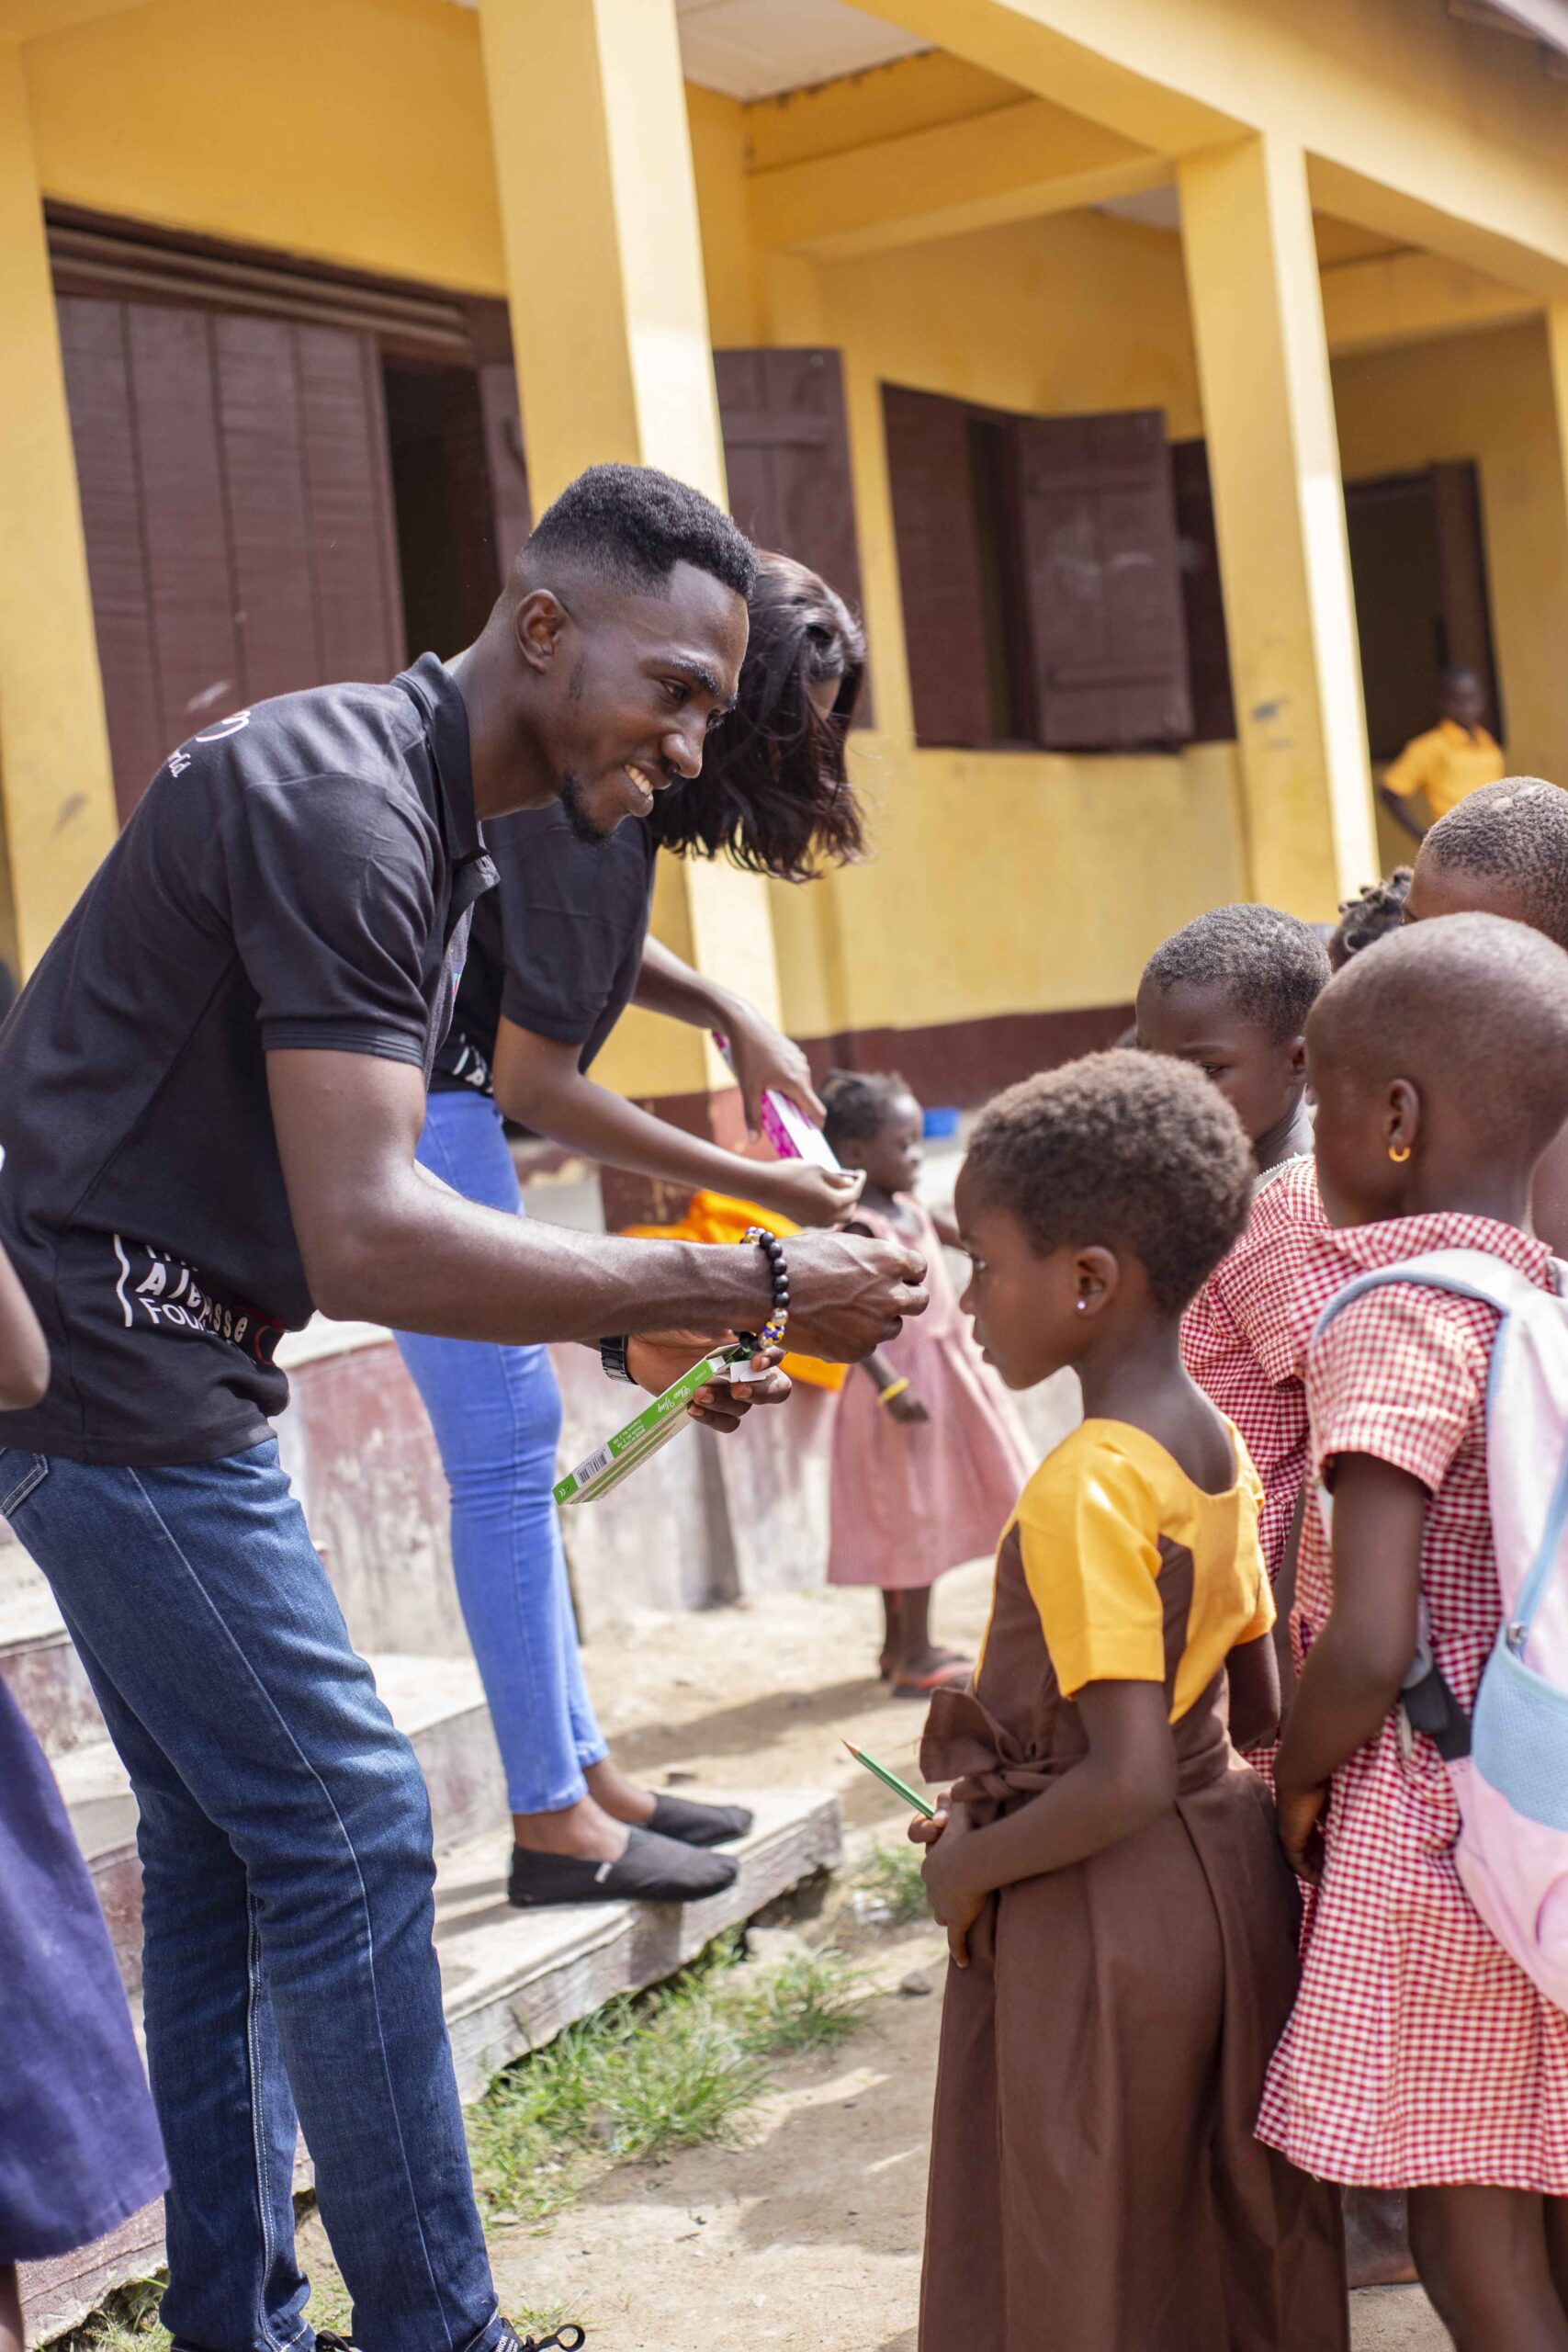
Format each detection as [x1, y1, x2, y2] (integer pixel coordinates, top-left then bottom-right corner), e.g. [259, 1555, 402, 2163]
[394, 1089, 608, 1815]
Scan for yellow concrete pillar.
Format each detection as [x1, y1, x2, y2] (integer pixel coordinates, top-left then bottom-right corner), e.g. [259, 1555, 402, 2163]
[0, 43, 117, 976]
[477, 0, 782, 1129]
[1179, 134, 1377, 915]
[1546, 303, 1568, 623]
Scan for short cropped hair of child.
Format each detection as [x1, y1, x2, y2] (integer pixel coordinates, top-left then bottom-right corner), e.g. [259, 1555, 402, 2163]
[1258, 914, 1568, 2347]
[1407, 776, 1568, 1251]
[1138, 905, 1331, 1585]
[913, 1049, 1347, 2352]
[1328, 868, 1413, 971]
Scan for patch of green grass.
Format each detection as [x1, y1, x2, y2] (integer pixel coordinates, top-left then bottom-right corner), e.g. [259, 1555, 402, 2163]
[57, 2278, 168, 2352]
[468, 1936, 766, 2217]
[731, 1944, 866, 2057]
[852, 1835, 932, 1928]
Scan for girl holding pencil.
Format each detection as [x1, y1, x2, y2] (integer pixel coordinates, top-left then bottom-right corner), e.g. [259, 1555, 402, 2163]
[910, 1053, 1346, 2350]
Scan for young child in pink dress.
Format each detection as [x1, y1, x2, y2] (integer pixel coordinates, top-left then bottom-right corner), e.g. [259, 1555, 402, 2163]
[821, 1072, 1032, 1697]
[1260, 913, 1568, 2347]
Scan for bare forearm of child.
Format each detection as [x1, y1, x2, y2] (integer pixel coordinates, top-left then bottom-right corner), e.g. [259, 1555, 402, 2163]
[954, 1681, 1175, 1896]
[1273, 1453, 1427, 1797]
[1225, 1631, 1280, 1750]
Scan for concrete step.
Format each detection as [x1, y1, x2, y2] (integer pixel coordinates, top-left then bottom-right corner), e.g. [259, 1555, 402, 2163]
[18, 1785, 840, 2345]
[55, 1652, 508, 1996]
[0, 1576, 105, 1758]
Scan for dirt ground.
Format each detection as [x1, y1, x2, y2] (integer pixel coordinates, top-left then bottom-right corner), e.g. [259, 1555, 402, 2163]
[373, 1561, 1450, 2350]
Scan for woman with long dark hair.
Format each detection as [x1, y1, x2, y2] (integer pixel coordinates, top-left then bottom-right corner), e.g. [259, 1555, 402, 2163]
[394, 552, 869, 1908]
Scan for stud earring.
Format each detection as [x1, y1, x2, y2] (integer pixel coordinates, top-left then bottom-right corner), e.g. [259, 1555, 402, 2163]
[1389, 1142, 1412, 1163]
[1076, 1298, 1089, 1313]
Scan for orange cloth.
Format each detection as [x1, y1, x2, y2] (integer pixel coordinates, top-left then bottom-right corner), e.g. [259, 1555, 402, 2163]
[1382, 718, 1505, 820]
[618, 1187, 847, 1391]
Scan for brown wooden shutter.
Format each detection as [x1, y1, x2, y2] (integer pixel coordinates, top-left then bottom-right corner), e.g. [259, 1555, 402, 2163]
[716, 346, 871, 723]
[880, 382, 993, 749]
[714, 348, 864, 615]
[477, 361, 533, 591]
[213, 313, 320, 707]
[1014, 408, 1192, 750]
[60, 295, 405, 820]
[56, 300, 164, 824]
[1170, 438, 1235, 744]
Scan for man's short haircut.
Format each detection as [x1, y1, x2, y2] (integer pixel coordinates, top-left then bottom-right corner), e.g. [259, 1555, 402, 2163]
[1328, 867, 1413, 972]
[519, 462, 756, 602]
[964, 1050, 1252, 1315]
[1140, 904, 1331, 1041]
[1421, 778, 1568, 952]
[1310, 911, 1568, 1164]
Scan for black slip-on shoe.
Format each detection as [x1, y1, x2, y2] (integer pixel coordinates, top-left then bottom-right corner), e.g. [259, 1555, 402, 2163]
[507, 1826, 739, 1908]
[645, 1792, 754, 1849]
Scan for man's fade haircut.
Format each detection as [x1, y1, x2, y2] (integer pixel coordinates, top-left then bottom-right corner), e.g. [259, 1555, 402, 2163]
[1421, 777, 1568, 953]
[1309, 911, 1568, 1165]
[518, 462, 757, 604]
[1140, 904, 1330, 1042]
[964, 1049, 1252, 1316]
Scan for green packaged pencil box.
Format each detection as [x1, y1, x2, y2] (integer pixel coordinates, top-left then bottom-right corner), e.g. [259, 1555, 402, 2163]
[553, 1343, 757, 1506]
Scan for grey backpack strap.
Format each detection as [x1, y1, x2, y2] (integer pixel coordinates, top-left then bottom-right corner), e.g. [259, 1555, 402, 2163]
[1316, 1257, 1481, 1763]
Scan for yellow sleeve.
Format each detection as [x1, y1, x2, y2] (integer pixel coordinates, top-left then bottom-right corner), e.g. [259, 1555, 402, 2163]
[1013, 1441, 1166, 1698]
[1382, 733, 1433, 800]
[1235, 1455, 1276, 1644]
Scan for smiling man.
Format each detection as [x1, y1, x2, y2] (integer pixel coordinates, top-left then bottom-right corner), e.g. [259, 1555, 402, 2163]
[0, 465, 924, 2352]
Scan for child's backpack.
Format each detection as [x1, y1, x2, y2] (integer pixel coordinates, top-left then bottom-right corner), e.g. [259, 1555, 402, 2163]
[1314, 1248, 1568, 2010]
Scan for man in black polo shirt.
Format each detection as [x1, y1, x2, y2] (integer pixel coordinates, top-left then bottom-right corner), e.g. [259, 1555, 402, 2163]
[0, 466, 923, 2352]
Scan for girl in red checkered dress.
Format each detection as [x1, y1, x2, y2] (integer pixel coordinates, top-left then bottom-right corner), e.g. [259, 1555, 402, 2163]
[1136, 905, 1331, 1587]
[1259, 913, 1568, 2349]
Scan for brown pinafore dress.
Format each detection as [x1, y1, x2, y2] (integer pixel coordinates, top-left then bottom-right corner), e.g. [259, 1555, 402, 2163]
[917, 1510, 1347, 2351]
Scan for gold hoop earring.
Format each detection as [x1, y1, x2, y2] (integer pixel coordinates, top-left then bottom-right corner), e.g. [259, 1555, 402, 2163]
[1389, 1143, 1412, 1164]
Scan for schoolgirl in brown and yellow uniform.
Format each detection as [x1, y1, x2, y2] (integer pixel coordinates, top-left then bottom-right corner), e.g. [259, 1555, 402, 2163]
[913, 1051, 1346, 2352]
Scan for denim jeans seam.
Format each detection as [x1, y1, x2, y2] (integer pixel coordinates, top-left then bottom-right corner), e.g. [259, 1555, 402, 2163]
[119, 1467, 456, 2346]
[0, 1452, 48, 1517]
[243, 1900, 281, 2338]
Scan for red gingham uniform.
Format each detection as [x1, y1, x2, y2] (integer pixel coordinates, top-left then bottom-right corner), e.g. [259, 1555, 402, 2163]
[1256, 1210, 1568, 2189]
[1181, 1154, 1326, 1582]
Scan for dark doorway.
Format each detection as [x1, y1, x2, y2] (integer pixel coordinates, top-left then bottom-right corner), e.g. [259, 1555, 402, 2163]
[1345, 461, 1501, 761]
[383, 362, 500, 662]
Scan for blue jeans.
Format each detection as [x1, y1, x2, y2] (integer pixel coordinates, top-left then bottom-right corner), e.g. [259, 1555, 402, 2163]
[395, 1090, 607, 1815]
[0, 1441, 500, 2352]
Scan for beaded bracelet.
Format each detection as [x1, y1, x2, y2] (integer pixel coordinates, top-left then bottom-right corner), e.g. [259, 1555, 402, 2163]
[740, 1225, 790, 1351]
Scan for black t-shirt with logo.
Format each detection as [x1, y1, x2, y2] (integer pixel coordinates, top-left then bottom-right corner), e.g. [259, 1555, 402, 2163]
[433, 804, 658, 1096]
[0, 654, 495, 1467]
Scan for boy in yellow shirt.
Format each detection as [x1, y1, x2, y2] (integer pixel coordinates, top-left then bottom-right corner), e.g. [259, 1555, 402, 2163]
[1381, 665, 1504, 839]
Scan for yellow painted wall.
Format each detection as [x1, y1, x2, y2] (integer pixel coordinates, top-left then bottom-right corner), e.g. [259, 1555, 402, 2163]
[1333, 318, 1568, 792]
[24, 0, 507, 291]
[17, 0, 1567, 1089]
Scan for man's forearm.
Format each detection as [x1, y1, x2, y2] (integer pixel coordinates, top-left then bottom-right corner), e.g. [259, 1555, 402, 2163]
[326, 1174, 773, 1344]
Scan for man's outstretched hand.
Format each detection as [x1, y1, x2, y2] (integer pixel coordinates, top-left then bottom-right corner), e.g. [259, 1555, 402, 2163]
[625, 1333, 790, 1432]
[784, 1230, 928, 1362]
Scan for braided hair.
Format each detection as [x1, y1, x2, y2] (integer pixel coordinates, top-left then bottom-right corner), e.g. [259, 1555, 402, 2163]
[1327, 867, 1413, 970]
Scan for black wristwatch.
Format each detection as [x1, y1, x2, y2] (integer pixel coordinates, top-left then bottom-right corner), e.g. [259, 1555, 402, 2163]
[599, 1335, 634, 1384]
